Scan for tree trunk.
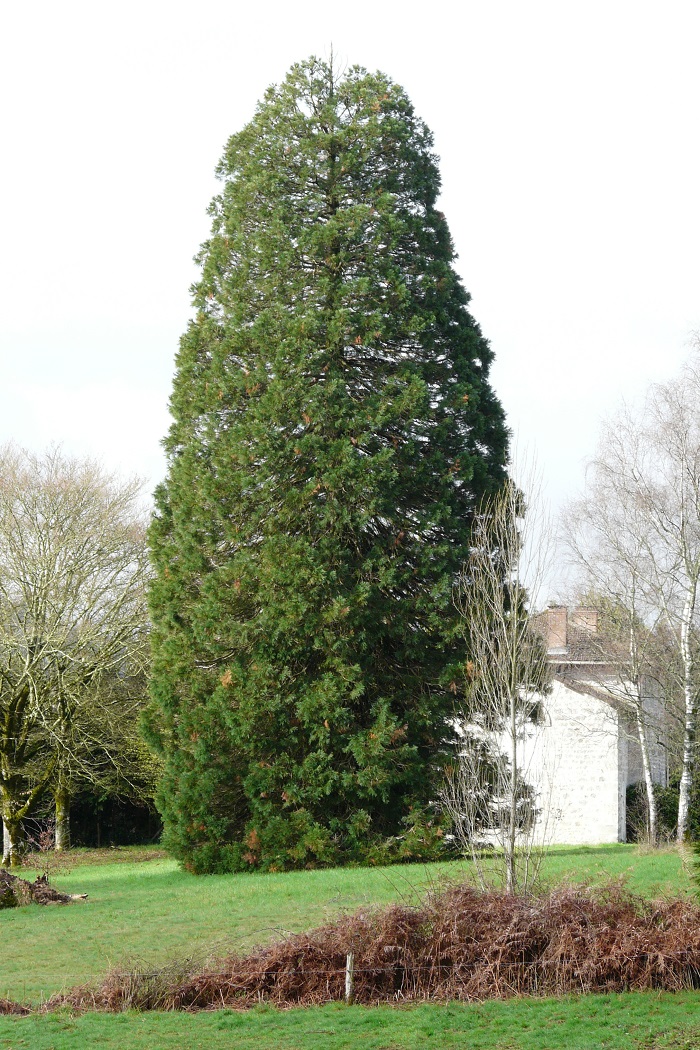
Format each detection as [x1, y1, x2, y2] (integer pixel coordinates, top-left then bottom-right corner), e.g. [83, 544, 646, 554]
[3, 817, 24, 868]
[635, 697, 658, 845]
[2, 820, 10, 867]
[627, 621, 658, 846]
[55, 784, 70, 851]
[506, 688, 518, 894]
[677, 582, 697, 843]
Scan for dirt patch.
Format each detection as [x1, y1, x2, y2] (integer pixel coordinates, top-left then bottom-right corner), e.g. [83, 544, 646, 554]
[49, 880, 700, 1011]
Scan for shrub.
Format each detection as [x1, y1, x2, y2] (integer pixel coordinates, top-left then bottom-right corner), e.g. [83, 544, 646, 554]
[627, 777, 700, 844]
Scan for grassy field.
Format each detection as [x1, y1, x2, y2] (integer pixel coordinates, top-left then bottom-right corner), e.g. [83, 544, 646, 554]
[3, 843, 693, 1004]
[0, 844, 698, 1048]
[2, 994, 700, 1049]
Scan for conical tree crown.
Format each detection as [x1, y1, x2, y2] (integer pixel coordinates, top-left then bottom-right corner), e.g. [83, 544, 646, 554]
[147, 57, 508, 873]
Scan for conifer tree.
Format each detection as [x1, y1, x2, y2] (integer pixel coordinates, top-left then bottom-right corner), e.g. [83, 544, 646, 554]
[147, 57, 509, 872]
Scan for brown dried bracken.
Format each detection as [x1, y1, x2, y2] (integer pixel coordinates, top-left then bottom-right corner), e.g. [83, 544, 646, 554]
[0, 868, 87, 907]
[0, 997, 30, 1015]
[49, 880, 700, 1012]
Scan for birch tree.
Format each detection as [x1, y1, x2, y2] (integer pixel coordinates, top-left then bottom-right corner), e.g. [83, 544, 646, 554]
[0, 445, 150, 864]
[563, 355, 700, 842]
[561, 483, 669, 845]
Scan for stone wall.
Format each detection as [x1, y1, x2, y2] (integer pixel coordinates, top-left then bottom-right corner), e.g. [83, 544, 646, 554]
[521, 680, 624, 845]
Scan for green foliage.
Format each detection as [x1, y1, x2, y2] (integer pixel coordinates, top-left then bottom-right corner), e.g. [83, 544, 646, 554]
[241, 810, 336, 872]
[627, 782, 675, 842]
[627, 776, 700, 844]
[147, 56, 508, 872]
[362, 805, 455, 865]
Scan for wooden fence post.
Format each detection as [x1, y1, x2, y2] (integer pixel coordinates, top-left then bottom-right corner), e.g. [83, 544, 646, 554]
[345, 951, 355, 1005]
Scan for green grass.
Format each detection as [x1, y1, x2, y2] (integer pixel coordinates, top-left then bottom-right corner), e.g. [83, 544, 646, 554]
[2, 851, 445, 1003]
[0, 843, 698, 1048]
[1, 842, 693, 1005]
[2, 993, 700, 1049]
[537, 841, 694, 899]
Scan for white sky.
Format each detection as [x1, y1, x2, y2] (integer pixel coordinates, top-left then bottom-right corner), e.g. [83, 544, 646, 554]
[3, 0, 699, 554]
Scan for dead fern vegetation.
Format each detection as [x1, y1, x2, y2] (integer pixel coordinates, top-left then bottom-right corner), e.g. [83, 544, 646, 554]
[0, 997, 29, 1016]
[0, 868, 85, 908]
[43, 880, 700, 1012]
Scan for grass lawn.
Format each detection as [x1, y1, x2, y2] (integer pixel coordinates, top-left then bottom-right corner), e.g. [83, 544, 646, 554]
[2, 849, 449, 1004]
[0, 843, 697, 1048]
[2, 994, 700, 1049]
[2, 843, 694, 1004]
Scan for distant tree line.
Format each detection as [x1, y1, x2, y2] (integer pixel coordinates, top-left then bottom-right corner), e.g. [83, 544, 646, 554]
[0, 444, 158, 865]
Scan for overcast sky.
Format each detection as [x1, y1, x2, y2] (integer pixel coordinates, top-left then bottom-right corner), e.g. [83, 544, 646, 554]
[3, 0, 699, 575]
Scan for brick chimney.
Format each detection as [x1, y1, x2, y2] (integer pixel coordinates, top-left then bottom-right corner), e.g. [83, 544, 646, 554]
[570, 607, 598, 633]
[536, 606, 568, 653]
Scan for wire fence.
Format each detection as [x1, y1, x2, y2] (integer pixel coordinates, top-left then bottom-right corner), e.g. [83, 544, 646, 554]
[6, 880, 700, 1011]
[7, 947, 700, 1014]
[11, 949, 700, 981]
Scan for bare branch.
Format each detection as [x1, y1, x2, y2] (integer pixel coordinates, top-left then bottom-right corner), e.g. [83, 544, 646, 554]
[0, 444, 152, 863]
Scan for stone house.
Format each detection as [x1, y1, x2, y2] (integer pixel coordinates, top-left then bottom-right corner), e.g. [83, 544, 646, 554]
[519, 606, 668, 845]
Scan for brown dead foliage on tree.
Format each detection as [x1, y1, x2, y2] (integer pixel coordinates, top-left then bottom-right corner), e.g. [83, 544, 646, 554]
[48, 881, 700, 1012]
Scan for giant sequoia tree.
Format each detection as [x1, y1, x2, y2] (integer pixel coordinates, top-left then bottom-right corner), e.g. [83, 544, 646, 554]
[148, 58, 508, 873]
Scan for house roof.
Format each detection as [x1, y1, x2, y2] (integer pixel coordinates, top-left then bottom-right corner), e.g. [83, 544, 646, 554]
[534, 606, 634, 711]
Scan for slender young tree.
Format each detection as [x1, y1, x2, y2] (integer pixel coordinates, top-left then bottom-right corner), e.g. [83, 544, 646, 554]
[441, 477, 552, 893]
[147, 57, 508, 873]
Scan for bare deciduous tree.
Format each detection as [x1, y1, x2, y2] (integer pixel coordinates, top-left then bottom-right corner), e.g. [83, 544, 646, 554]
[561, 495, 671, 845]
[562, 353, 700, 842]
[0, 445, 150, 865]
[441, 476, 552, 893]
